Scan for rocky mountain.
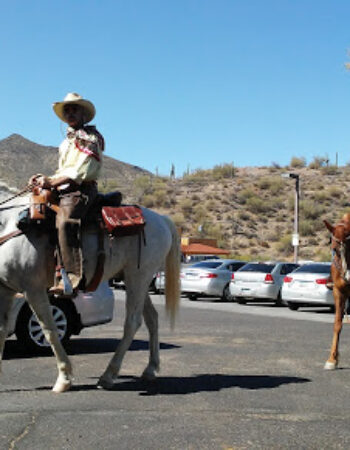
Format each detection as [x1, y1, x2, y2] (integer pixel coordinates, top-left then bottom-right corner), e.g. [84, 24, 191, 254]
[0, 134, 151, 195]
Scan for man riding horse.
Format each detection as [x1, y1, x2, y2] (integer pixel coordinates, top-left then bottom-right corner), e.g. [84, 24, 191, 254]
[30, 92, 104, 294]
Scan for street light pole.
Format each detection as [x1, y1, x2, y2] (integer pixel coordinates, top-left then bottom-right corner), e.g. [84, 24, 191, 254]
[293, 174, 300, 263]
[282, 173, 300, 263]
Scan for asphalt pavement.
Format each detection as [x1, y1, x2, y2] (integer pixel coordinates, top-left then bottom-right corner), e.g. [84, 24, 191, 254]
[1, 292, 350, 449]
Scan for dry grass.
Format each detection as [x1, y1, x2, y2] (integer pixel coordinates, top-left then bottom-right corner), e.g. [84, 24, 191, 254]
[125, 165, 347, 262]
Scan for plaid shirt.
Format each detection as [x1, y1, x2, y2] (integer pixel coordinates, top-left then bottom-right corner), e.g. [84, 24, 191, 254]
[51, 126, 104, 184]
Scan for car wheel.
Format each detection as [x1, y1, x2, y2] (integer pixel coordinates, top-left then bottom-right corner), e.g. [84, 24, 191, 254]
[221, 284, 232, 302]
[287, 302, 299, 311]
[15, 298, 77, 352]
[237, 299, 247, 305]
[188, 294, 198, 301]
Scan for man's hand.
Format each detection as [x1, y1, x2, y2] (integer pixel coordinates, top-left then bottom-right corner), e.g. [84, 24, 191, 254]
[36, 176, 52, 189]
[28, 173, 43, 186]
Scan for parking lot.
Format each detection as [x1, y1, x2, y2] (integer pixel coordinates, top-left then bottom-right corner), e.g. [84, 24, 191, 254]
[1, 291, 350, 449]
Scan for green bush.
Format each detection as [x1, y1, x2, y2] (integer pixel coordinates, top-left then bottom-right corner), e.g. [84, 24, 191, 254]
[179, 198, 193, 215]
[300, 200, 326, 220]
[257, 177, 284, 194]
[275, 234, 293, 255]
[237, 188, 256, 204]
[299, 220, 315, 237]
[245, 196, 271, 213]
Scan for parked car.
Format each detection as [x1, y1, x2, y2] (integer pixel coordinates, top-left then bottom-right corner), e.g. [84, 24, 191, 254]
[7, 281, 115, 352]
[281, 262, 334, 311]
[180, 259, 246, 301]
[229, 262, 299, 305]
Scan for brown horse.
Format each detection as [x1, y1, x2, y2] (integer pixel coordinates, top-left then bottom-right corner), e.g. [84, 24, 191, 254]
[324, 213, 350, 370]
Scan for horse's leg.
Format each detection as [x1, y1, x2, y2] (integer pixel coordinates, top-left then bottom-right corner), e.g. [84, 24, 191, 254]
[141, 294, 159, 380]
[0, 285, 15, 373]
[325, 288, 345, 370]
[26, 289, 73, 392]
[98, 278, 148, 389]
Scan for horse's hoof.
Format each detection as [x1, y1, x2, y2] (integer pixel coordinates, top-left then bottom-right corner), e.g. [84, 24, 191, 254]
[52, 379, 72, 393]
[324, 361, 338, 370]
[97, 377, 115, 390]
[141, 371, 156, 381]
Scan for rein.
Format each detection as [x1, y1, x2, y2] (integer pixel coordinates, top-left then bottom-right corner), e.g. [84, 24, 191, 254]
[0, 184, 33, 247]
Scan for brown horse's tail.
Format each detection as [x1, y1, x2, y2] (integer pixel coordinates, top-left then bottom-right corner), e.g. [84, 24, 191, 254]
[163, 216, 181, 328]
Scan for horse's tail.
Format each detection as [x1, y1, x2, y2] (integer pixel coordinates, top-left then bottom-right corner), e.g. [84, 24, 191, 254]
[163, 215, 181, 328]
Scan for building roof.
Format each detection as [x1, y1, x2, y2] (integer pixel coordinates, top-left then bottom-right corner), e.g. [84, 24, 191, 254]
[181, 243, 230, 255]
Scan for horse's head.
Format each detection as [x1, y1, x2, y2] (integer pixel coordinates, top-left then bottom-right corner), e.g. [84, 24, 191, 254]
[324, 215, 350, 282]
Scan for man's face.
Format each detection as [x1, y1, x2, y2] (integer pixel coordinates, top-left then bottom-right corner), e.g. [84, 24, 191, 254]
[63, 104, 85, 128]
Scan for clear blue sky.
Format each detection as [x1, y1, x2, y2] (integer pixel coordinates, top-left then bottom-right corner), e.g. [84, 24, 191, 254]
[0, 0, 350, 177]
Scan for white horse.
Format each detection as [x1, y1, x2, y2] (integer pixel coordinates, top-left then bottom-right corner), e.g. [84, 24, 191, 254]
[0, 192, 180, 392]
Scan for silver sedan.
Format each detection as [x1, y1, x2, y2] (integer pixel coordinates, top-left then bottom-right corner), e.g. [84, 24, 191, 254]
[229, 262, 299, 305]
[181, 259, 246, 301]
[281, 262, 333, 311]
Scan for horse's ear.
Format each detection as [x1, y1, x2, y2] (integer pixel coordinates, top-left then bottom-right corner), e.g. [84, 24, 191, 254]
[324, 220, 334, 234]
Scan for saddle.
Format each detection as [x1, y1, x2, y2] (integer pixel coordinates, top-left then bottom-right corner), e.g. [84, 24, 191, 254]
[16, 188, 146, 292]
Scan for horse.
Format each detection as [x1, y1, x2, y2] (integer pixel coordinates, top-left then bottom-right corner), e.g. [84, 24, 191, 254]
[324, 213, 350, 370]
[0, 191, 180, 392]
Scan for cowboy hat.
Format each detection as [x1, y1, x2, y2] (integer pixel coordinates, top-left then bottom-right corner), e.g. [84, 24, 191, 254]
[53, 92, 96, 123]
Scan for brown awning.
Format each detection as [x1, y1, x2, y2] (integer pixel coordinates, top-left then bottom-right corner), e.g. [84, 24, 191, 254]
[181, 243, 230, 255]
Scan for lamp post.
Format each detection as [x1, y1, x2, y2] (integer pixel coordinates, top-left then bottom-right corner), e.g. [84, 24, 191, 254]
[281, 173, 300, 263]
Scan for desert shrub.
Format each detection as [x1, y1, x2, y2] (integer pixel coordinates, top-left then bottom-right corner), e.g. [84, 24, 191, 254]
[299, 220, 315, 237]
[308, 156, 327, 169]
[313, 248, 332, 262]
[313, 191, 330, 203]
[238, 210, 251, 221]
[300, 200, 326, 220]
[269, 197, 285, 210]
[191, 193, 201, 202]
[321, 165, 339, 176]
[192, 205, 206, 222]
[205, 199, 217, 212]
[212, 163, 235, 180]
[171, 212, 186, 228]
[205, 223, 224, 242]
[237, 188, 256, 204]
[98, 179, 119, 193]
[245, 196, 271, 213]
[327, 186, 343, 199]
[179, 198, 193, 215]
[257, 177, 284, 194]
[275, 234, 293, 255]
[142, 194, 155, 208]
[134, 175, 152, 192]
[151, 189, 167, 207]
[290, 156, 306, 168]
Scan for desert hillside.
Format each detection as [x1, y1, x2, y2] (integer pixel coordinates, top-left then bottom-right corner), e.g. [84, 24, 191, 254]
[0, 136, 345, 262]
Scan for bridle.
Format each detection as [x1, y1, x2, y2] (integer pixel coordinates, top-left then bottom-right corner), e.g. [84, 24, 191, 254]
[330, 225, 350, 282]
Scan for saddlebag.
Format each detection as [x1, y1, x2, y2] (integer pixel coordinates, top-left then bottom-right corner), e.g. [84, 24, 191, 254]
[101, 206, 145, 237]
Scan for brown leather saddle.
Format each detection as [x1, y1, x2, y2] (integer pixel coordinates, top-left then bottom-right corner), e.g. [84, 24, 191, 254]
[15, 188, 146, 292]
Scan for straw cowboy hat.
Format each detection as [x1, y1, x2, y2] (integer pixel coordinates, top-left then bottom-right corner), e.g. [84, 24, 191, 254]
[53, 92, 96, 123]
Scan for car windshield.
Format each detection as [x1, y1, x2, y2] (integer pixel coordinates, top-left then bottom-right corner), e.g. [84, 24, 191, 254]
[238, 263, 275, 273]
[293, 264, 331, 274]
[190, 261, 223, 269]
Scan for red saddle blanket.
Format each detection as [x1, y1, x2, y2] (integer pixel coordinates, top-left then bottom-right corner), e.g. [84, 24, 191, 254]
[101, 206, 145, 237]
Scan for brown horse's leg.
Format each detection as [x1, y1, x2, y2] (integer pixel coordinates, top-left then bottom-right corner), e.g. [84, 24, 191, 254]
[325, 287, 345, 370]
